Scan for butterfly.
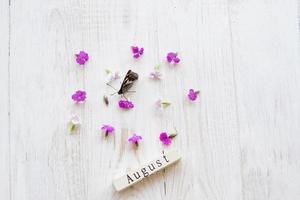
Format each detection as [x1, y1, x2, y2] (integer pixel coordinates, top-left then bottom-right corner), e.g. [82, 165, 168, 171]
[107, 70, 138, 97]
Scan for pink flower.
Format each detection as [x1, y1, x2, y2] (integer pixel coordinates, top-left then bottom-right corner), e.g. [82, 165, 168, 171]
[75, 51, 89, 65]
[118, 99, 134, 109]
[128, 134, 143, 146]
[101, 124, 115, 137]
[131, 46, 144, 59]
[166, 52, 180, 64]
[71, 90, 87, 103]
[150, 71, 162, 80]
[159, 132, 172, 145]
[105, 69, 121, 83]
[159, 132, 177, 146]
[108, 72, 120, 82]
[188, 89, 199, 101]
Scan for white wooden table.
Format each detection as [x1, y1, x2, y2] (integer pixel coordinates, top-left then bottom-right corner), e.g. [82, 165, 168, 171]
[1, 0, 300, 199]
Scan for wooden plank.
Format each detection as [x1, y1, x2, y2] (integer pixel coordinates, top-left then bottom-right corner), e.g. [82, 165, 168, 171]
[229, 0, 300, 199]
[6, 0, 300, 199]
[8, 0, 244, 199]
[0, 0, 10, 199]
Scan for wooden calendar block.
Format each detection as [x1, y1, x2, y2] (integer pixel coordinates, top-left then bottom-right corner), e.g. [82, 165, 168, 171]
[113, 150, 181, 191]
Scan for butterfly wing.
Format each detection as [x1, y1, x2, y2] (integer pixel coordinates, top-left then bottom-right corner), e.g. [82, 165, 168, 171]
[118, 70, 138, 94]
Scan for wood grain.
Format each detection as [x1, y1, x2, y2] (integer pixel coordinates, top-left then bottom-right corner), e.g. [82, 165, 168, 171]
[1, 0, 300, 199]
[229, 1, 300, 199]
[0, 0, 10, 199]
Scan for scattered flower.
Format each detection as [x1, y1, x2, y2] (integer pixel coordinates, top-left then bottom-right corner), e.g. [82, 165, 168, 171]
[75, 51, 89, 65]
[150, 65, 162, 80]
[159, 132, 178, 145]
[103, 95, 109, 106]
[166, 52, 180, 64]
[188, 89, 200, 101]
[131, 46, 144, 59]
[159, 132, 171, 145]
[155, 99, 171, 109]
[119, 99, 134, 109]
[128, 134, 143, 147]
[154, 64, 160, 70]
[105, 69, 120, 83]
[150, 71, 162, 80]
[69, 115, 81, 134]
[101, 124, 115, 137]
[72, 90, 87, 103]
[105, 69, 111, 74]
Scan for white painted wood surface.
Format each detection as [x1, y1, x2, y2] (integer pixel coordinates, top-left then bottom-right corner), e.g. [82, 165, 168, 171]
[1, 0, 300, 199]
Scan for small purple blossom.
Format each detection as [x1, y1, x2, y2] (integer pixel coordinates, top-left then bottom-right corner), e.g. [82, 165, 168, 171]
[159, 132, 177, 145]
[188, 89, 199, 101]
[150, 71, 162, 80]
[131, 46, 144, 59]
[119, 99, 134, 109]
[101, 124, 115, 136]
[128, 134, 143, 146]
[166, 52, 180, 64]
[75, 51, 89, 65]
[71, 90, 87, 103]
[159, 132, 172, 145]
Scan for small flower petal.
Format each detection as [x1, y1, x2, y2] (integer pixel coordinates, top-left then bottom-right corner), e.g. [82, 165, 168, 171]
[139, 48, 144, 55]
[131, 46, 139, 54]
[133, 54, 140, 58]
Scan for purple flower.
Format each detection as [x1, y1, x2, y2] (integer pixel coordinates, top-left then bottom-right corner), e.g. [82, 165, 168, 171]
[150, 71, 162, 80]
[131, 46, 144, 59]
[159, 132, 177, 145]
[118, 99, 134, 109]
[166, 52, 180, 64]
[128, 134, 143, 146]
[101, 124, 115, 136]
[75, 51, 89, 65]
[188, 89, 199, 101]
[72, 90, 87, 103]
[159, 132, 172, 145]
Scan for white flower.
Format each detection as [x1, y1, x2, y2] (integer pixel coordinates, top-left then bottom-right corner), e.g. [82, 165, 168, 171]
[69, 115, 81, 133]
[105, 69, 120, 83]
[155, 98, 171, 109]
